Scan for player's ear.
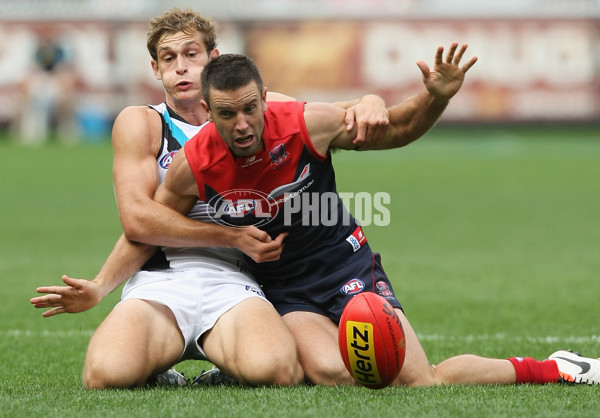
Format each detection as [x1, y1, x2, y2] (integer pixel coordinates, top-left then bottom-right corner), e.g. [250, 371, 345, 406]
[151, 60, 161, 80]
[262, 86, 268, 112]
[201, 100, 212, 121]
[209, 48, 220, 59]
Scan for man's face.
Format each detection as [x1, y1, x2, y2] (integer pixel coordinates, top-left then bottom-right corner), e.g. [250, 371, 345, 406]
[205, 81, 268, 158]
[151, 30, 217, 102]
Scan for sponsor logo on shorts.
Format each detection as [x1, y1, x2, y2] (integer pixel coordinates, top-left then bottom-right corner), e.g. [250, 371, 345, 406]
[340, 278, 365, 295]
[345, 226, 367, 252]
[245, 285, 265, 298]
[159, 150, 178, 169]
[376, 281, 394, 297]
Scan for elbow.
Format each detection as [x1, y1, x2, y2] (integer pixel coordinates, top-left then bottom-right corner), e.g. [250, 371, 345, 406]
[122, 223, 144, 243]
[120, 214, 150, 244]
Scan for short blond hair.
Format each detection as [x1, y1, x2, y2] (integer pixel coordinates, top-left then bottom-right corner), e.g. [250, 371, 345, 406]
[146, 7, 217, 61]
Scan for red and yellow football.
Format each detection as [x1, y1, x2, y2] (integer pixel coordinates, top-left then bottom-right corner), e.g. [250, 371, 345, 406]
[338, 292, 406, 389]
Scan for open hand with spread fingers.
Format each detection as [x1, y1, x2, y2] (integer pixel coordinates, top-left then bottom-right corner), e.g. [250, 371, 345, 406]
[417, 42, 478, 101]
[30, 275, 104, 317]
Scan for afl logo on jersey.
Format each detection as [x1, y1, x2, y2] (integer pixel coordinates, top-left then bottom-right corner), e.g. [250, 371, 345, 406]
[222, 199, 257, 216]
[340, 278, 365, 295]
[159, 150, 178, 169]
[208, 189, 279, 227]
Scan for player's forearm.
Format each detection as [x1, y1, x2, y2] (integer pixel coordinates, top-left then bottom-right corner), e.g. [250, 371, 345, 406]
[93, 234, 156, 297]
[332, 98, 360, 110]
[124, 201, 240, 249]
[387, 90, 449, 148]
[145, 217, 250, 250]
[121, 195, 219, 248]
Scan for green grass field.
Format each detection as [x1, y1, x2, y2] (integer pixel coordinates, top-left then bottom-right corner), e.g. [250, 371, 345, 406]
[1, 125, 599, 417]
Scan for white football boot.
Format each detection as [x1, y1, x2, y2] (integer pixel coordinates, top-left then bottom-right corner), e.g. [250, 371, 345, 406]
[548, 350, 600, 385]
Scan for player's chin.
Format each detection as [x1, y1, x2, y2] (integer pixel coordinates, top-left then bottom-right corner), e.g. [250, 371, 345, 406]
[233, 137, 259, 156]
[172, 87, 201, 101]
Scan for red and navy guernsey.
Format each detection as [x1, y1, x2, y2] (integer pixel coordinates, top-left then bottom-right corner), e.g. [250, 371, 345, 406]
[184, 101, 401, 323]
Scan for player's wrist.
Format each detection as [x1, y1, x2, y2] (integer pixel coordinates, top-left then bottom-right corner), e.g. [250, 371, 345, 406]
[213, 225, 242, 249]
[424, 89, 451, 105]
[91, 276, 116, 299]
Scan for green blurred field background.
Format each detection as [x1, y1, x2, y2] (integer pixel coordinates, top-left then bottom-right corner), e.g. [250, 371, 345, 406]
[1, 125, 599, 417]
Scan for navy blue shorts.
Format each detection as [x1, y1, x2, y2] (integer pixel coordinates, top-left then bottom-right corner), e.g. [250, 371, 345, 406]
[262, 246, 403, 325]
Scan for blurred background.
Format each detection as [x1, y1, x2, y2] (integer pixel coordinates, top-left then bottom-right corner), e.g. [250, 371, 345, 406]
[1, 0, 599, 144]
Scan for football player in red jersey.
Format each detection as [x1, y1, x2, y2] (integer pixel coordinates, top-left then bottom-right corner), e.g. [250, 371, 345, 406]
[156, 52, 600, 387]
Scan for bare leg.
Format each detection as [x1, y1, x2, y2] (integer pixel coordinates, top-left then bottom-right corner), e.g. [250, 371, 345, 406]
[434, 355, 516, 384]
[283, 311, 354, 385]
[203, 297, 303, 386]
[392, 308, 436, 386]
[395, 308, 516, 385]
[284, 308, 516, 386]
[83, 299, 184, 389]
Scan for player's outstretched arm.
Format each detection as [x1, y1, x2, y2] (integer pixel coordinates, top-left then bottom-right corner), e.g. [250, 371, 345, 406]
[346, 42, 477, 151]
[417, 42, 477, 102]
[269, 90, 390, 148]
[31, 275, 103, 317]
[30, 234, 156, 317]
[305, 42, 476, 153]
[341, 95, 389, 146]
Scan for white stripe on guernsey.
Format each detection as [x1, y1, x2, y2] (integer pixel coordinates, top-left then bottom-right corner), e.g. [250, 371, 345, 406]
[2, 329, 599, 344]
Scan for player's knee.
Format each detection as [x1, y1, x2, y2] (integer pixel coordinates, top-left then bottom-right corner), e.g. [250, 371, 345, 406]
[302, 356, 354, 386]
[395, 364, 437, 387]
[240, 348, 303, 386]
[82, 354, 146, 389]
[270, 353, 303, 386]
[82, 359, 112, 389]
[256, 361, 302, 387]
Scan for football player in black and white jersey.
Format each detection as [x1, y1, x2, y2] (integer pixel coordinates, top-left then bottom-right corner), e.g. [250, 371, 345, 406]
[30, 7, 392, 389]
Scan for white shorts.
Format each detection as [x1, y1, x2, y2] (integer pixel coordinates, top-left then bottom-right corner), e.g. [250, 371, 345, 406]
[119, 260, 268, 361]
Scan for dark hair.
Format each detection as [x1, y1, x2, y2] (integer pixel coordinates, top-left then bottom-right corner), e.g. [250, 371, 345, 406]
[147, 7, 217, 61]
[201, 54, 264, 107]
